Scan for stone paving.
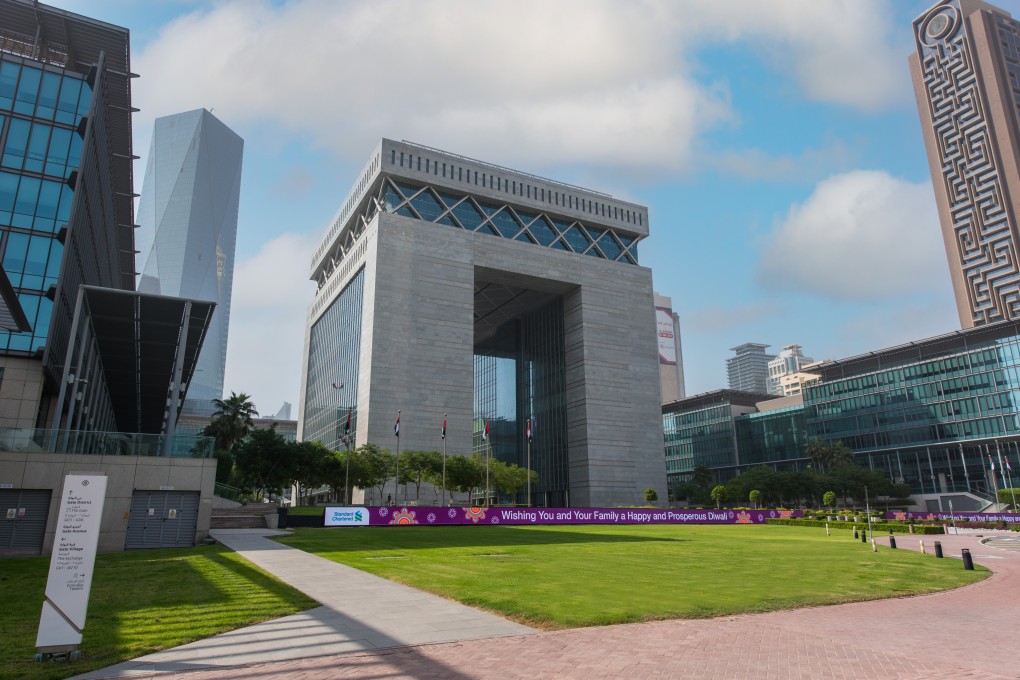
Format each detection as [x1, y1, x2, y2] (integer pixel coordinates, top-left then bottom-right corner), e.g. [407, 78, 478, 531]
[77, 529, 1020, 679]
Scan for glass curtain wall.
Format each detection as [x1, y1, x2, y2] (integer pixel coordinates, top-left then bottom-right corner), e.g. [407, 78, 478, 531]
[302, 267, 364, 452]
[0, 57, 89, 353]
[474, 298, 567, 506]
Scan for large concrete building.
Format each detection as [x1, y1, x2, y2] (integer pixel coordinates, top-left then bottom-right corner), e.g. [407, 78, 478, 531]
[767, 344, 814, 396]
[299, 139, 666, 507]
[136, 109, 243, 413]
[911, 0, 1020, 328]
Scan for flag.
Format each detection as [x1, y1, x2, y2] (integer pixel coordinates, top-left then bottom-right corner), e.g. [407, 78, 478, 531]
[394, 413, 400, 437]
[442, 416, 446, 440]
[1007, 456, 1013, 472]
[482, 419, 490, 441]
[526, 418, 532, 441]
[344, 409, 351, 435]
[989, 455, 995, 471]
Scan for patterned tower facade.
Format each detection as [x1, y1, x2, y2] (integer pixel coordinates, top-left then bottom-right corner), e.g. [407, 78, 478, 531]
[911, 0, 1020, 328]
[136, 109, 243, 406]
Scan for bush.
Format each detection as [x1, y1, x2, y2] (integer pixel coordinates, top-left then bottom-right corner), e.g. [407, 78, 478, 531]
[644, 487, 658, 502]
[765, 518, 945, 534]
[996, 488, 1020, 506]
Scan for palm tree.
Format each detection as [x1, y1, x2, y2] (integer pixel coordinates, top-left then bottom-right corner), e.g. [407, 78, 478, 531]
[203, 392, 259, 452]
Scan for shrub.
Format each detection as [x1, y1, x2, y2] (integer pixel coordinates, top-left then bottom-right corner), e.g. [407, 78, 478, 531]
[644, 487, 658, 502]
[765, 518, 944, 534]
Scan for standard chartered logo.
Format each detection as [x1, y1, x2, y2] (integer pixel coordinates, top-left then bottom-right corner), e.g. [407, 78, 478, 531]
[354, 511, 363, 522]
[329, 508, 366, 524]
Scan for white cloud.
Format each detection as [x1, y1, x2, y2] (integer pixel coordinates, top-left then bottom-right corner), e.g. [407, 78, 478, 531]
[221, 232, 318, 415]
[756, 170, 947, 300]
[132, 0, 906, 173]
[685, 301, 784, 333]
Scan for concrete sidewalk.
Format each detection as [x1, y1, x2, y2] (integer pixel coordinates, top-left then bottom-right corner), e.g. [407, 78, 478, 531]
[78, 528, 1020, 680]
[73, 529, 534, 678]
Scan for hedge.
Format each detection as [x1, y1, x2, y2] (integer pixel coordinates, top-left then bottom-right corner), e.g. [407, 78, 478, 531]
[765, 518, 945, 534]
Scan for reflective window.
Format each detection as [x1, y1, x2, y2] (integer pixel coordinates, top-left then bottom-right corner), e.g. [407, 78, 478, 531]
[13, 66, 41, 116]
[0, 62, 18, 110]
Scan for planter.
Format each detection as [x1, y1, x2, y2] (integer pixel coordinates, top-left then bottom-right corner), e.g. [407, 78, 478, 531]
[264, 513, 279, 529]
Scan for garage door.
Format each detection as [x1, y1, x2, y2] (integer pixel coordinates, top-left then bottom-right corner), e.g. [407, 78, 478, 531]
[0, 489, 51, 553]
[125, 491, 199, 550]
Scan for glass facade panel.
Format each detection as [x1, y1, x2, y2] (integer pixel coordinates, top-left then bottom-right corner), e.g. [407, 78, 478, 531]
[0, 57, 90, 354]
[365, 175, 640, 264]
[302, 267, 365, 452]
[474, 297, 568, 506]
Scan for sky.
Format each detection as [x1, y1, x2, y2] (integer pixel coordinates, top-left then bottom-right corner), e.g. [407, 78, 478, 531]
[55, 0, 1020, 415]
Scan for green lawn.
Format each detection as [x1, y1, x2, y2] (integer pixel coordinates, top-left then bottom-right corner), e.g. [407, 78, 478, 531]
[278, 524, 986, 628]
[0, 545, 316, 680]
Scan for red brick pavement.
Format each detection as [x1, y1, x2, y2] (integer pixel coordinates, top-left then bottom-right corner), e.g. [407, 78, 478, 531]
[112, 531, 1020, 680]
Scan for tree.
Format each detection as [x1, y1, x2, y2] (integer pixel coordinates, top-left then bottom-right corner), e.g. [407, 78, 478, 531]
[354, 443, 394, 503]
[290, 440, 331, 504]
[822, 490, 837, 509]
[202, 392, 259, 453]
[491, 460, 537, 502]
[710, 484, 728, 509]
[806, 438, 855, 474]
[692, 465, 713, 490]
[399, 450, 443, 500]
[445, 455, 482, 498]
[644, 487, 658, 503]
[748, 489, 761, 509]
[233, 425, 291, 500]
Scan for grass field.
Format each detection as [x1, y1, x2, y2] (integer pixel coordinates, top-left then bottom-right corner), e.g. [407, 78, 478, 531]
[0, 545, 316, 680]
[279, 523, 987, 628]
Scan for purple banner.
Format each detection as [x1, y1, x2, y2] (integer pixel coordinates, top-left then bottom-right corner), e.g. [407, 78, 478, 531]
[886, 511, 1020, 523]
[324, 506, 805, 527]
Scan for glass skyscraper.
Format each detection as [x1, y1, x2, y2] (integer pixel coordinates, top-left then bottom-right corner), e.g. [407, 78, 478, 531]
[136, 109, 243, 409]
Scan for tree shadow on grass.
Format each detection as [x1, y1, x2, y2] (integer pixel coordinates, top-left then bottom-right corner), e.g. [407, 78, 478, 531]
[278, 525, 690, 554]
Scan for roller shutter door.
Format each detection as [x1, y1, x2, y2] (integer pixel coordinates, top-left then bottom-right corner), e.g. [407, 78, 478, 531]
[125, 491, 199, 550]
[0, 489, 51, 553]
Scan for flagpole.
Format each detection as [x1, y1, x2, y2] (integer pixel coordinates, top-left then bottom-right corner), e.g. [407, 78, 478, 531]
[526, 417, 532, 508]
[394, 410, 401, 505]
[996, 442, 1009, 502]
[442, 413, 448, 507]
[344, 408, 352, 505]
[486, 423, 491, 507]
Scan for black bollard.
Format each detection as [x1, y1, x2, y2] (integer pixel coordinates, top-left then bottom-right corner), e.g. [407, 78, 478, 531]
[889, 535, 897, 549]
[853, 528, 859, 539]
[934, 541, 943, 558]
[861, 530, 867, 543]
[961, 548, 974, 570]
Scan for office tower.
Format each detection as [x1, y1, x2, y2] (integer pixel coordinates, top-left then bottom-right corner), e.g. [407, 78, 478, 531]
[767, 344, 814, 395]
[136, 109, 242, 411]
[299, 139, 666, 507]
[726, 343, 775, 394]
[653, 291, 685, 402]
[911, 0, 1020, 328]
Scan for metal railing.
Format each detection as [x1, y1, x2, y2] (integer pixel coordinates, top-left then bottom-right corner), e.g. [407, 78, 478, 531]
[0, 427, 214, 458]
[214, 482, 244, 502]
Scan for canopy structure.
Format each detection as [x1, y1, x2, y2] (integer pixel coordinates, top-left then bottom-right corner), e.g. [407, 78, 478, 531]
[0, 266, 30, 332]
[53, 286, 215, 439]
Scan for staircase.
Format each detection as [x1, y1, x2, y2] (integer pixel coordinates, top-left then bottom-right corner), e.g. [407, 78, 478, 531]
[210, 503, 279, 529]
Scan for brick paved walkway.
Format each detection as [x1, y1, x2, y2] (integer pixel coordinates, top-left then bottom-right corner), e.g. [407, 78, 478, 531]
[82, 530, 1020, 680]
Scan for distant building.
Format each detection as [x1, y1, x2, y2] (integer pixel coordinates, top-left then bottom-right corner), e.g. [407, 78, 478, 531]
[767, 344, 814, 395]
[911, 0, 1020, 327]
[136, 109, 243, 414]
[726, 342, 775, 394]
[664, 321, 1020, 512]
[653, 291, 685, 402]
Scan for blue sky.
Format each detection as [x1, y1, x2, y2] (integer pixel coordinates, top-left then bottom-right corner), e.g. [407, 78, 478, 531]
[57, 0, 1020, 414]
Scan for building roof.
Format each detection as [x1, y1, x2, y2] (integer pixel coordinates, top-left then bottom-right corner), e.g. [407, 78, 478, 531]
[809, 319, 1020, 380]
[662, 389, 779, 414]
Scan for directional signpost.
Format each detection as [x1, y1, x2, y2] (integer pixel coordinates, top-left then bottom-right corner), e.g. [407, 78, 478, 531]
[35, 475, 107, 661]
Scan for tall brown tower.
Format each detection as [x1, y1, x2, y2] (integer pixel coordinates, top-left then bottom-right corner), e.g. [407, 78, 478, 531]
[911, 0, 1020, 328]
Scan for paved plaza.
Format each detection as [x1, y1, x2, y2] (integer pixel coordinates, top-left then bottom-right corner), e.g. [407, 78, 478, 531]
[76, 529, 1020, 680]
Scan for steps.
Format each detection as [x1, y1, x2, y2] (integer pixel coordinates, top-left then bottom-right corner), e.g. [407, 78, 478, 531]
[211, 503, 279, 529]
